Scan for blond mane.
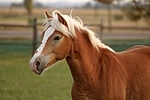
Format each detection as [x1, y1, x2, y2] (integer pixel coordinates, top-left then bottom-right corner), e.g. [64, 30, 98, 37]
[43, 10, 113, 51]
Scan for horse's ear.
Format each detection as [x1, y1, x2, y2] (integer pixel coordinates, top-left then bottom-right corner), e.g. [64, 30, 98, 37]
[44, 11, 52, 19]
[57, 13, 68, 27]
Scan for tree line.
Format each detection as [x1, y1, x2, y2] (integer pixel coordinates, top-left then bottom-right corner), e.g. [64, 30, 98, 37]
[22, 0, 150, 26]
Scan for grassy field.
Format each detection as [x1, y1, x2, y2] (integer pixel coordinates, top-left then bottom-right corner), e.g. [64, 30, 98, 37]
[0, 39, 150, 100]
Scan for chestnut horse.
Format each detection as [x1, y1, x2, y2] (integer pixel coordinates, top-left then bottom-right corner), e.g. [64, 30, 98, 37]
[29, 10, 150, 100]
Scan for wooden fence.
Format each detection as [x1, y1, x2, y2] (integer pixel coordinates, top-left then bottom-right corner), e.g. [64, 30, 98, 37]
[0, 18, 150, 55]
[0, 18, 38, 55]
[86, 23, 150, 40]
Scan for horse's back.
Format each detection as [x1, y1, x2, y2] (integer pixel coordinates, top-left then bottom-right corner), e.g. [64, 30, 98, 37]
[119, 45, 150, 57]
[127, 45, 149, 50]
[117, 45, 150, 100]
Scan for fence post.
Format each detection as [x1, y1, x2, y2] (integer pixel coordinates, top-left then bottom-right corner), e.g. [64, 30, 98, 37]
[32, 18, 38, 55]
[99, 19, 104, 41]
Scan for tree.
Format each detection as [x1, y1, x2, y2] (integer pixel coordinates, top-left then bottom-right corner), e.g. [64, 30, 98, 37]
[95, 0, 150, 26]
[24, 0, 33, 15]
[95, 0, 113, 30]
[95, 0, 113, 4]
[122, 0, 150, 26]
[83, 2, 93, 8]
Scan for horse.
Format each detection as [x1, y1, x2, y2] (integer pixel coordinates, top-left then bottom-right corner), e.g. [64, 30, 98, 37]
[29, 10, 150, 100]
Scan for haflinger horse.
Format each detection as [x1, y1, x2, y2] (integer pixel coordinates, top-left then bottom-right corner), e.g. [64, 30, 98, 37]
[29, 10, 150, 100]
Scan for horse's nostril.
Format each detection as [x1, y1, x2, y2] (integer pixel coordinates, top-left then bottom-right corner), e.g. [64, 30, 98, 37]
[35, 61, 40, 70]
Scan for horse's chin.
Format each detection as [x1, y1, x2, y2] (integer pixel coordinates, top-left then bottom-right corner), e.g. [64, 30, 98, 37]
[33, 70, 43, 75]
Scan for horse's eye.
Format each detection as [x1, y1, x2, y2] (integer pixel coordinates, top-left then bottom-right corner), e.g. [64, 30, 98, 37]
[54, 36, 61, 40]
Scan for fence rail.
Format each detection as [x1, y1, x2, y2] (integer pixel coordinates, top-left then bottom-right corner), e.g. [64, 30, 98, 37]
[0, 24, 33, 28]
[85, 23, 150, 30]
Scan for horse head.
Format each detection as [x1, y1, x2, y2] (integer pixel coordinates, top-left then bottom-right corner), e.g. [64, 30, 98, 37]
[29, 11, 73, 75]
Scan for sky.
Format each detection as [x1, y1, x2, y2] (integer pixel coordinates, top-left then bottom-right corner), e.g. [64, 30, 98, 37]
[2, 0, 92, 3]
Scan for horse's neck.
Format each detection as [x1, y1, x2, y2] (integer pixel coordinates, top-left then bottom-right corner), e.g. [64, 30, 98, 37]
[66, 32, 102, 86]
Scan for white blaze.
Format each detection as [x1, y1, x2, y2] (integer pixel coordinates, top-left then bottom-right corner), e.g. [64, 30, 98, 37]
[30, 27, 55, 64]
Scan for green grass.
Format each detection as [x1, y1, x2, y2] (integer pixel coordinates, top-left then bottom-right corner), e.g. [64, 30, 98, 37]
[0, 39, 149, 100]
[0, 39, 72, 100]
[0, 58, 72, 100]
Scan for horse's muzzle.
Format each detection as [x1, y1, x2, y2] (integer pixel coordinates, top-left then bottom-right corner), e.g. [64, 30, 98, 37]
[29, 62, 43, 75]
[29, 55, 46, 75]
